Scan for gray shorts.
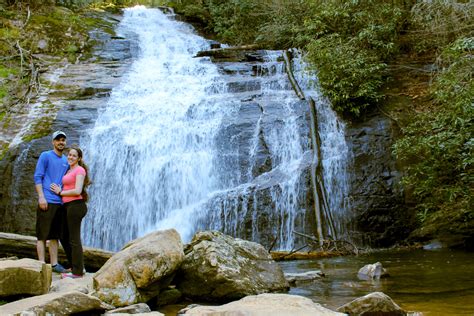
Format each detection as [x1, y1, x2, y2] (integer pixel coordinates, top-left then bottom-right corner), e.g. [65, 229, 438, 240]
[36, 203, 62, 241]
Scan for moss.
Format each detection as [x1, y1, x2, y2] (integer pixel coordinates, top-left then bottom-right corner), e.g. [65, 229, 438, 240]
[0, 144, 8, 161]
[22, 116, 54, 142]
[0, 65, 18, 78]
[21, 101, 56, 142]
[1, 113, 11, 129]
[0, 85, 7, 99]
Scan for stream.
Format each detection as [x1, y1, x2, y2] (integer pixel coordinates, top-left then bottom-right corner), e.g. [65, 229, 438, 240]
[279, 248, 474, 315]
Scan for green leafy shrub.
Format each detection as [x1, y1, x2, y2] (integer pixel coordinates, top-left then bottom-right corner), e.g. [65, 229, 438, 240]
[408, 1, 474, 54]
[394, 37, 473, 232]
[306, 35, 387, 115]
[255, 0, 311, 49]
[301, 0, 404, 115]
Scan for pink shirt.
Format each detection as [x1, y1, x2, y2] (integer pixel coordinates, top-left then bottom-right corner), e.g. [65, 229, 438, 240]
[62, 166, 86, 203]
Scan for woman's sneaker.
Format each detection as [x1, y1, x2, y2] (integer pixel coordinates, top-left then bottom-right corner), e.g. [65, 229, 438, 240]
[52, 263, 69, 273]
[61, 272, 83, 279]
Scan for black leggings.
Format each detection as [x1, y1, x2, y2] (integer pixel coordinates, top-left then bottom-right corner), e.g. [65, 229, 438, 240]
[64, 200, 87, 275]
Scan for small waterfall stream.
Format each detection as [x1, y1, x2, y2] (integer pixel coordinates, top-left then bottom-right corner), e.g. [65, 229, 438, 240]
[82, 6, 352, 251]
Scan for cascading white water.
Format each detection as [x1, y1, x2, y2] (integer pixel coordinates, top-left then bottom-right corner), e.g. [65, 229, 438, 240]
[202, 51, 311, 250]
[82, 6, 227, 250]
[82, 7, 352, 251]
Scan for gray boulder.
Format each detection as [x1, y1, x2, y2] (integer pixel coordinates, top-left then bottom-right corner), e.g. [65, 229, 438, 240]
[180, 293, 345, 315]
[176, 231, 289, 302]
[285, 270, 324, 286]
[337, 292, 406, 315]
[0, 290, 113, 315]
[93, 229, 184, 307]
[0, 258, 51, 297]
[357, 262, 389, 280]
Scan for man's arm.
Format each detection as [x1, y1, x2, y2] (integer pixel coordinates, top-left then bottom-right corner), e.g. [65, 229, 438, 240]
[35, 183, 47, 210]
[34, 153, 48, 210]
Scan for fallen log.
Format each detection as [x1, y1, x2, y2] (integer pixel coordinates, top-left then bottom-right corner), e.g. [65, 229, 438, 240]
[270, 251, 339, 261]
[194, 44, 263, 61]
[0, 232, 113, 272]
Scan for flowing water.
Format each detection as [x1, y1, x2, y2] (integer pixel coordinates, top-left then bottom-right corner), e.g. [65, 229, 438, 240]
[279, 249, 474, 315]
[82, 6, 351, 251]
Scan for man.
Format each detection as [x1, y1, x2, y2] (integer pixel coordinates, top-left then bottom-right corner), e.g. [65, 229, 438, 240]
[34, 130, 70, 273]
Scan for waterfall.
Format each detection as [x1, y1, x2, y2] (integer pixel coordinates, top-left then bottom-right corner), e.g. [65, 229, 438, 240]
[82, 6, 226, 250]
[82, 6, 351, 251]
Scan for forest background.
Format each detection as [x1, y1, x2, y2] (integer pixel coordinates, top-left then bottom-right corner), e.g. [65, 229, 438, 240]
[0, 0, 472, 246]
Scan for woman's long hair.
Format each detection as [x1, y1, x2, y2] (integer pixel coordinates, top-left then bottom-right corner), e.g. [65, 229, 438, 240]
[69, 146, 91, 202]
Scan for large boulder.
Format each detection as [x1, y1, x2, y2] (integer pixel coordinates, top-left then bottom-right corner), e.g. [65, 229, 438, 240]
[93, 229, 184, 307]
[337, 292, 406, 315]
[180, 293, 345, 315]
[0, 290, 113, 315]
[0, 258, 51, 297]
[175, 231, 289, 302]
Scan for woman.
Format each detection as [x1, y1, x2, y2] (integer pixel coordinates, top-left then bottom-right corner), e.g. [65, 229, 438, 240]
[51, 146, 90, 279]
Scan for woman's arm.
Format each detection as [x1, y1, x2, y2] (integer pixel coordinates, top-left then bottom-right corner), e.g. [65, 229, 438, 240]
[50, 174, 85, 197]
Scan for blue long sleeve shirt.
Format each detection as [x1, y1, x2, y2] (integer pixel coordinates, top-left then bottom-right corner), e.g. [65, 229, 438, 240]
[34, 150, 69, 204]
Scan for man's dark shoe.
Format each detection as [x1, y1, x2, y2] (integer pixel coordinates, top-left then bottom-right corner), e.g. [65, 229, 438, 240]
[52, 263, 69, 273]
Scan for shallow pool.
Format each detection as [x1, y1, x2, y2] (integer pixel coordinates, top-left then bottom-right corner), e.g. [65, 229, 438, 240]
[279, 248, 474, 315]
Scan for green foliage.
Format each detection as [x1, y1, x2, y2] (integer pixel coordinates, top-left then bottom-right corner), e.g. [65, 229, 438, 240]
[0, 65, 17, 78]
[408, 1, 474, 54]
[208, 0, 268, 44]
[169, 0, 405, 116]
[0, 85, 7, 99]
[301, 0, 403, 115]
[255, 0, 311, 49]
[306, 35, 387, 115]
[172, 0, 268, 44]
[394, 37, 473, 230]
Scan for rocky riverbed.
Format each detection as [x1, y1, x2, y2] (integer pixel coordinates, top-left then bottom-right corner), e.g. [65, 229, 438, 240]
[0, 230, 412, 316]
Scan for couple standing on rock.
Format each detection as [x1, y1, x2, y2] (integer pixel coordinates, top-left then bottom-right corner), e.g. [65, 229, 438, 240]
[34, 130, 90, 279]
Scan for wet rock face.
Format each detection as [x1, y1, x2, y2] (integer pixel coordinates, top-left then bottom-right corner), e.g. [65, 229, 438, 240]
[195, 51, 316, 250]
[201, 154, 316, 250]
[0, 16, 132, 235]
[346, 114, 414, 247]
